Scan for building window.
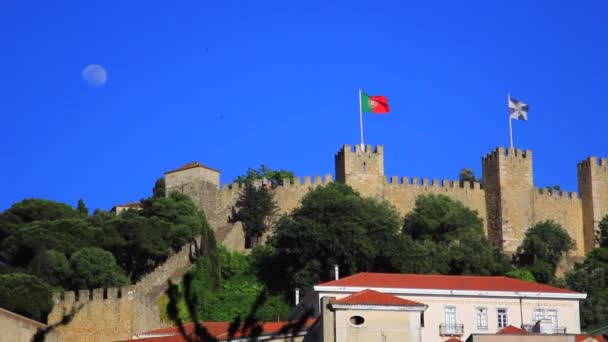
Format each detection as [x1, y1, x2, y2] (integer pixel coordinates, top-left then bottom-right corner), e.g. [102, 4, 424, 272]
[444, 306, 456, 328]
[497, 308, 508, 328]
[476, 308, 488, 329]
[349, 315, 365, 327]
[547, 310, 558, 327]
[362, 162, 367, 173]
[533, 308, 545, 323]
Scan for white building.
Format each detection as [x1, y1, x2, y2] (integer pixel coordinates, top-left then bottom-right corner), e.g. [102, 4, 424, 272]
[298, 272, 587, 342]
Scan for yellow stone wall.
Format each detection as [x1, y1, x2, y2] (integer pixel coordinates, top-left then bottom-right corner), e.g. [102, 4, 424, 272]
[167, 144, 607, 257]
[578, 157, 608, 253]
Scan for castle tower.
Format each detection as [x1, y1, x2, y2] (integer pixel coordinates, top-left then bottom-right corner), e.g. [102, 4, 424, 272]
[482, 147, 534, 253]
[335, 144, 385, 198]
[164, 162, 223, 227]
[578, 157, 608, 252]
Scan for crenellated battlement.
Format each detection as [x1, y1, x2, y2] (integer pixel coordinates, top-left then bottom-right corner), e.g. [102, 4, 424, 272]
[534, 188, 580, 201]
[385, 176, 482, 190]
[164, 143, 606, 258]
[336, 144, 384, 156]
[52, 287, 133, 306]
[220, 174, 334, 193]
[482, 147, 533, 164]
[578, 157, 608, 172]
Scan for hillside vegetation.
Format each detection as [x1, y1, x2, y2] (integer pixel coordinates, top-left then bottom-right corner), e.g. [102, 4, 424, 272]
[2, 177, 607, 330]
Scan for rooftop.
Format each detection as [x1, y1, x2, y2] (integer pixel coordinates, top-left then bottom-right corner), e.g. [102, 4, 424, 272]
[133, 319, 316, 342]
[164, 162, 220, 174]
[316, 272, 583, 296]
[497, 325, 527, 335]
[331, 289, 425, 306]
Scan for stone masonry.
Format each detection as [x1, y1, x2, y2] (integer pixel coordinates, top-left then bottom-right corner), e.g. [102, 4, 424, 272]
[166, 144, 608, 256]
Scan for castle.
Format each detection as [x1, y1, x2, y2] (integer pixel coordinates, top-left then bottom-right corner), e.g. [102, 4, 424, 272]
[165, 144, 608, 257]
[40, 144, 607, 342]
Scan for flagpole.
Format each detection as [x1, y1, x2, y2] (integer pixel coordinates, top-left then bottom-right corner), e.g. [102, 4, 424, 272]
[359, 89, 364, 150]
[508, 93, 514, 149]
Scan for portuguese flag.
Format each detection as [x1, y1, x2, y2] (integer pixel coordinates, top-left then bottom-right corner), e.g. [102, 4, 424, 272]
[361, 92, 390, 114]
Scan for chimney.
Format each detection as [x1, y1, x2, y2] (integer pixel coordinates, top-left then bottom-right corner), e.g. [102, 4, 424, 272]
[334, 264, 339, 280]
[295, 288, 300, 306]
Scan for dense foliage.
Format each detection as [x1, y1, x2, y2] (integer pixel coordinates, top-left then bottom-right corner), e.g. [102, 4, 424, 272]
[402, 194, 512, 276]
[0, 273, 53, 321]
[160, 245, 289, 322]
[514, 220, 574, 283]
[263, 183, 403, 293]
[233, 165, 294, 187]
[458, 168, 479, 184]
[231, 183, 279, 248]
[0, 190, 214, 322]
[565, 215, 608, 329]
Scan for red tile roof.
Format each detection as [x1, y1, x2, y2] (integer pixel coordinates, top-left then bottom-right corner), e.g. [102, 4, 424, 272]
[576, 335, 608, 342]
[318, 272, 580, 294]
[114, 202, 142, 209]
[133, 319, 316, 341]
[445, 338, 463, 342]
[497, 325, 527, 334]
[331, 289, 425, 306]
[164, 162, 220, 174]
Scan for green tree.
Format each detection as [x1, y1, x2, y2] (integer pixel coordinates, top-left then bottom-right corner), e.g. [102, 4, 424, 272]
[506, 269, 536, 282]
[267, 183, 403, 293]
[0, 199, 80, 224]
[76, 199, 88, 216]
[514, 221, 574, 283]
[599, 215, 608, 247]
[459, 168, 478, 184]
[234, 165, 294, 187]
[27, 250, 71, 288]
[153, 177, 166, 199]
[566, 247, 608, 329]
[402, 194, 511, 276]
[543, 185, 561, 194]
[69, 247, 128, 289]
[0, 218, 97, 267]
[231, 183, 279, 248]
[0, 273, 53, 322]
[403, 194, 484, 242]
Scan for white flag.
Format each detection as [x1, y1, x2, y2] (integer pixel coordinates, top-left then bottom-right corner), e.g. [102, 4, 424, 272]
[508, 96, 529, 121]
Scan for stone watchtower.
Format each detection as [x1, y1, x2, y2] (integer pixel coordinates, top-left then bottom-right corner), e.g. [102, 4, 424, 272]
[335, 144, 385, 198]
[164, 162, 224, 227]
[578, 157, 608, 252]
[482, 147, 534, 253]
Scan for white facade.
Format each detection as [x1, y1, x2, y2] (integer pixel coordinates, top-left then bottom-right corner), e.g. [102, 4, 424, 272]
[311, 286, 585, 342]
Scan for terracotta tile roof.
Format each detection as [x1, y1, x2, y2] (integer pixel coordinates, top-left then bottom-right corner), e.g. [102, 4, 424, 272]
[445, 338, 463, 342]
[576, 335, 608, 342]
[133, 319, 316, 341]
[331, 289, 425, 306]
[318, 272, 580, 294]
[497, 325, 527, 334]
[114, 202, 142, 209]
[164, 162, 220, 174]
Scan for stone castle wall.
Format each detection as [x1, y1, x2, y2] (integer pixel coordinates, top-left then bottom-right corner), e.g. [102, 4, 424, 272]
[532, 189, 584, 254]
[47, 236, 204, 341]
[167, 144, 607, 258]
[42, 143, 607, 342]
[578, 157, 608, 253]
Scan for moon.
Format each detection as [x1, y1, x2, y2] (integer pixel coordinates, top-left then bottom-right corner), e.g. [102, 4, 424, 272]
[82, 64, 107, 86]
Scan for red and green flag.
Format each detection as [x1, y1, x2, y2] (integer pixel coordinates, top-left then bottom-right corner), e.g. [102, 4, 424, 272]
[361, 92, 390, 114]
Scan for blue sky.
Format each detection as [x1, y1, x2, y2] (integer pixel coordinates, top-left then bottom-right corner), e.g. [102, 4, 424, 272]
[0, 1, 606, 212]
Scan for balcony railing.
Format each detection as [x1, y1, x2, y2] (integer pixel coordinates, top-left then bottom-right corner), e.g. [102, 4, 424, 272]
[522, 324, 566, 334]
[439, 323, 464, 336]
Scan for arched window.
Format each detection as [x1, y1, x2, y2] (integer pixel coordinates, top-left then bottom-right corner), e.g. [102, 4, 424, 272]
[363, 162, 367, 173]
